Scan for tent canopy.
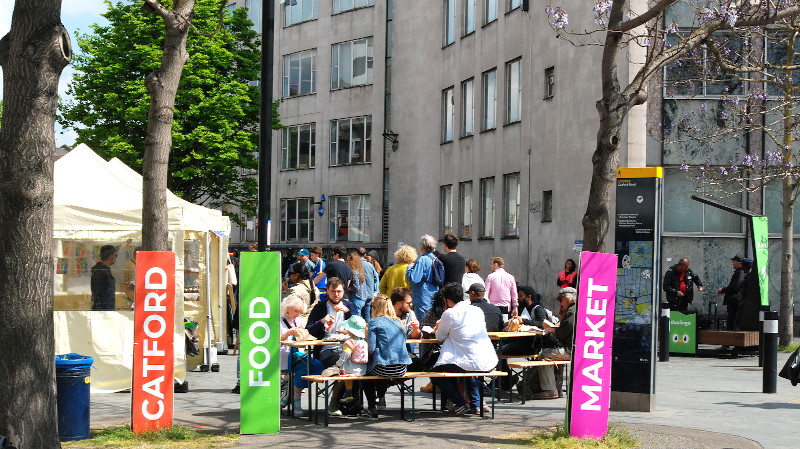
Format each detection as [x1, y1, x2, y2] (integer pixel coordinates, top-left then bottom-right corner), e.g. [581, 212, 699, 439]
[54, 143, 229, 234]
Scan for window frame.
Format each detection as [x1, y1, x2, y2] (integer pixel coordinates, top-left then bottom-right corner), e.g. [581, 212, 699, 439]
[245, 0, 262, 33]
[479, 176, 495, 238]
[280, 197, 315, 242]
[506, 58, 522, 124]
[442, 86, 455, 143]
[484, 0, 498, 25]
[464, 0, 476, 36]
[444, 0, 456, 46]
[329, 115, 372, 166]
[332, 0, 375, 15]
[459, 181, 474, 239]
[502, 173, 520, 237]
[482, 69, 497, 131]
[281, 123, 316, 170]
[461, 78, 475, 137]
[284, 0, 318, 27]
[662, 167, 744, 234]
[440, 184, 453, 236]
[331, 37, 374, 90]
[662, 32, 745, 98]
[544, 66, 555, 99]
[542, 190, 553, 222]
[507, 0, 522, 13]
[283, 49, 317, 98]
[329, 194, 372, 242]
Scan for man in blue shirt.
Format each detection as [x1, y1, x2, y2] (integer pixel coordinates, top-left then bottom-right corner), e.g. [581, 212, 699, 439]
[406, 234, 440, 318]
[310, 246, 327, 302]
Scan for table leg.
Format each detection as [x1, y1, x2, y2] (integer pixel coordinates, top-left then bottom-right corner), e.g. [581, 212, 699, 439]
[411, 378, 416, 422]
[323, 380, 330, 427]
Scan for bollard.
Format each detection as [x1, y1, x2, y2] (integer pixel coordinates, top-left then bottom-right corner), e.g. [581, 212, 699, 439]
[659, 306, 670, 362]
[762, 311, 778, 393]
[758, 309, 765, 368]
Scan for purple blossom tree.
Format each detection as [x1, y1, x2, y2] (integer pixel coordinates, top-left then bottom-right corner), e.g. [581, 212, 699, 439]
[676, 26, 800, 345]
[545, 0, 800, 258]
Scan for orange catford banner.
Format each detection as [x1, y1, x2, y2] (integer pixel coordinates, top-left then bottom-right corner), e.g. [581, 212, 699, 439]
[131, 251, 176, 433]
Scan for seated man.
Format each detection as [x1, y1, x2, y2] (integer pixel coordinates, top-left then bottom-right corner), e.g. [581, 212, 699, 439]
[467, 283, 504, 332]
[431, 282, 498, 415]
[535, 287, 576, 399]
[391, 287, 421, 338]
[305, 277, 355, 416]
[497, 285, 547, 389]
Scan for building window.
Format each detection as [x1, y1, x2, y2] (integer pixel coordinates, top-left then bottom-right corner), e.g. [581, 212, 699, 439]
[444, 0, 456, 46]
[280, 198, 314, 242]
[285, 0, 318, 27]
[459, 181, 473, 239]
[485, 0, 498, 24]
[482, 69, 497, 130]
[333, 0, 374, 14]
[765, 181, 800, 233]
[663, 33, 743, 97]
[480, 177, 495, 237]
[464, 0, 476, 35]
[281, 123, 315, 170]
[331, 37, 374, 90]
[245, 0, 262, 33]
[503, 173, 520, 236]
[329, 195, 371, 242]
[766, 32, 800, 96]
[544, 66, 555, 98]
[461, 78, 474, 136]
[442, 86, 454, 142]
[330, 116, 371, 166]
[507, 0, 522, 12]
[440, 185, 453, 235]
[542, 190, 553, 222]
[663, 167, 742, 233]
[283, 49, 316, 97]
[506, 58, 522, 124]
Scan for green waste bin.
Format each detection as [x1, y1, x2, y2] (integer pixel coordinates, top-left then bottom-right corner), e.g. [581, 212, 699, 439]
[55, 353, 94, 441]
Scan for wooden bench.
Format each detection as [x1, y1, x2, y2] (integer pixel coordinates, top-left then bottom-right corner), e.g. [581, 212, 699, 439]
[697, 330, 759, 347]
[506, 360, 571, 404]
[302, 371, 507, 426]
[497, 354, 540, 402]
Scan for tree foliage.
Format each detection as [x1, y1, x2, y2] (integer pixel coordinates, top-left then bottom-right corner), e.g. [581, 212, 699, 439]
[545, 0, 800, 253]
[60, 0, 261, 220]
[673, 24, 800, 344]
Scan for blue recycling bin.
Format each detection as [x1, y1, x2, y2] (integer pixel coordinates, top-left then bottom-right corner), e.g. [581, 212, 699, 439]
[55, 353, 94, 441]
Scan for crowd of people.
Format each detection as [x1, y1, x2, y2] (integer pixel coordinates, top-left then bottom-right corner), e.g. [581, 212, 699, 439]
[246, 234, 580, 419]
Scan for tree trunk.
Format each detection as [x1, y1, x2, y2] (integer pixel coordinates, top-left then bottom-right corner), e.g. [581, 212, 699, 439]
[583, 5, 628, 253]
[0, 1, 71, 448]
[142, 1, 196, 251]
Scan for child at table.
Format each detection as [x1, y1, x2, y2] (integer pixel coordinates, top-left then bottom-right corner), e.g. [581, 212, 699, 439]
[335, 315, 368, 403]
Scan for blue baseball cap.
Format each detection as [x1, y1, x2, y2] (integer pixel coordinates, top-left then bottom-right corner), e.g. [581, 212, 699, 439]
[297, 248, 310, 256]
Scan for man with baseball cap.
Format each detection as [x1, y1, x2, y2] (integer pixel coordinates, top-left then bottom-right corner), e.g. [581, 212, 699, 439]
[716, 255, 746, 331]
[467, 283, 503, 332]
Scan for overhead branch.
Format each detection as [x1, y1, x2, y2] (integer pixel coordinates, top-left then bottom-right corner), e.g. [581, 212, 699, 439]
[612, 0, 678, 33]
[190, 0, 228, 37]
[142, 0, 173, 23]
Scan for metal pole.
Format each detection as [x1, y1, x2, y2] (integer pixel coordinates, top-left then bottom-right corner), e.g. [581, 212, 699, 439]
[763, 310, 778, 393]
[659, 307, 670, 362]
[257, 0, 275, 252]
[758, 308, 765, 368]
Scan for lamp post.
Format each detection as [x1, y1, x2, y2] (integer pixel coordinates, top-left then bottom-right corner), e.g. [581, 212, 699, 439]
[257, 0, 275, 251]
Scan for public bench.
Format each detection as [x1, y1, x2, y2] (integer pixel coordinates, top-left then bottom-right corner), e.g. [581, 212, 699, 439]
[697, 330, 759, 347]
[506, 360, 571, 404]
[302, 370, 507, 426]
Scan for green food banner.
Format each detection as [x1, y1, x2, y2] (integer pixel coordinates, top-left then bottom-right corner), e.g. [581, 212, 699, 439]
[668, 311, 697, 355]
[239, 251, 281, 434]
[751, 216, 770, 307]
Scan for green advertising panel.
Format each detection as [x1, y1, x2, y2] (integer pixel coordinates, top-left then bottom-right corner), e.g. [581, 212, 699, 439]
[751, 216, 770, 307]
[669, 311, 697, 354]
[239, 251, 281, 434]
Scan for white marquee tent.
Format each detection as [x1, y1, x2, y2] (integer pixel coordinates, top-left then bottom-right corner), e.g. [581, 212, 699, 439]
[53, 144, 230, 392]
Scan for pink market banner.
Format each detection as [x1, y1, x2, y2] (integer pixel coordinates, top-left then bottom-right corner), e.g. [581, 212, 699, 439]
[569, 251, 618, 439]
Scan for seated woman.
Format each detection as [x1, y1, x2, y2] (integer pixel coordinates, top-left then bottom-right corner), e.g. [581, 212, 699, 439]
[361, 294, 411, 419]
[282, 262, 320, 315]
[280, 294, 324, 417]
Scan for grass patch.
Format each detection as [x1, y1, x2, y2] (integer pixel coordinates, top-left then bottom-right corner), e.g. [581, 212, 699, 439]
[487, 424, 638, 449]
[779, 343, 800, 353]
[61, 425, 239, 448]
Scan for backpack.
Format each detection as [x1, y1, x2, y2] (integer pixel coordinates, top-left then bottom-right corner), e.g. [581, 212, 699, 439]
[427, 253, 446, 286]
[350, 339, 369, 364]
[534, 304, 560, 325]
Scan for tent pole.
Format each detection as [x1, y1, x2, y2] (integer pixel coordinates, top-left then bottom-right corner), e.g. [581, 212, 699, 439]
[205, 232, 213, 372]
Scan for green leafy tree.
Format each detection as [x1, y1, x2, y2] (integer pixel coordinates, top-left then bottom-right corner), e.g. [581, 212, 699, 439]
[60, 0, 261, 223]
